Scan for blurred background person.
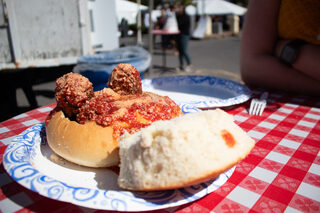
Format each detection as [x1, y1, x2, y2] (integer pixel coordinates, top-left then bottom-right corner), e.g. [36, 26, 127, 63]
[176, 5, 192, 72]
[163, 4, 179, 53]
[156, 9, 166, 30]
[119, 18, 129, 38]
[240, 0, 320, 96]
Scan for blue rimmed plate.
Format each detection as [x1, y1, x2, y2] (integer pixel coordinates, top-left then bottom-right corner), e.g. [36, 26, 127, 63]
[3, 124, 234, 211]
[142, 75, 251, 113]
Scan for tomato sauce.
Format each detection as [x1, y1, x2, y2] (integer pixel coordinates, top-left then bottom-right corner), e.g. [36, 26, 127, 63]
[221, 129, 236, 147]
[112, 97, 182, 139]
[47, 88, 182, 141]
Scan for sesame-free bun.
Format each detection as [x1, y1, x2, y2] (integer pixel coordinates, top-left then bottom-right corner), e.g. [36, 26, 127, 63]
[45, 90, 183, 168]
[118, 109, 255, 191]
[46, 111, 119, 167]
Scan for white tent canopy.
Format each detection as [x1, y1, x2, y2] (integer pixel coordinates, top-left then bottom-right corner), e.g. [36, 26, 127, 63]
[116, 0, 148, 24]
[197, 0, 247, 16]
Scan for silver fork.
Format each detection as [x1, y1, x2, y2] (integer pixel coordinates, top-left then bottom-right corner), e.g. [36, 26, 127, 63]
[248, 92, 268, 116]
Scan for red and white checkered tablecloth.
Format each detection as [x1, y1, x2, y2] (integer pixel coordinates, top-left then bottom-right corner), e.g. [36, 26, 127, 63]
[0, 91, 319, 213]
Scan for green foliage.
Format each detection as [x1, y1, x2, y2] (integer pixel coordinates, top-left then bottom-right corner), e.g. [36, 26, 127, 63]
[232, 0, 248, 7]
[127, 0, 162, 9]
[129, 23, 148, 35]
[126, 0, 248, 10]
[127, 0, 194, 9]
[175, 0, 193, 6]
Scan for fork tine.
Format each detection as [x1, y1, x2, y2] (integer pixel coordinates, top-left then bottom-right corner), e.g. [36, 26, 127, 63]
[254, 102, 261, 115]
[257, 102, 263, 115]
[252, 100, 259, 115]
[259, 92, 268, 116]
[258, 100, 267, 116]
[249, 99, 255, 114]
[249, 92, 268, 116]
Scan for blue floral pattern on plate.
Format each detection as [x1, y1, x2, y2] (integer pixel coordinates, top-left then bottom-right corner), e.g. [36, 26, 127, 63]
[3, 124, 235, 211]
[142, 75, 251, 113]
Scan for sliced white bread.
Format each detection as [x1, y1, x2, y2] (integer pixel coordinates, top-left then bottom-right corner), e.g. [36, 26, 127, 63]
[118, 109, 255, 191]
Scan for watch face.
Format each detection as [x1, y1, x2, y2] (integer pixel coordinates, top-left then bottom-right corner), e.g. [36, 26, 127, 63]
[282, 46, 297, 64]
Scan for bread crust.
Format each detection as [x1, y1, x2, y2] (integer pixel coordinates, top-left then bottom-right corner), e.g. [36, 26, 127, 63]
[46, 111, 119, 167]
[119, 149, 252, 191]
[46, 90, 183, 168]
[47, 71, 183, 169]
[117, 109, 255, 191]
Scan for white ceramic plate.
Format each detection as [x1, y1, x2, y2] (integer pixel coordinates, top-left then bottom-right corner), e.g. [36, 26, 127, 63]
[3, 124, 234, 211]
[142, 75, 251, 113]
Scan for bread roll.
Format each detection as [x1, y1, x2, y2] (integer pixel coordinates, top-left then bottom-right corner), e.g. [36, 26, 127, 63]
[118, 109, 255, 191]
[46, 69, 183, 169]
[46, 111, 119, 167]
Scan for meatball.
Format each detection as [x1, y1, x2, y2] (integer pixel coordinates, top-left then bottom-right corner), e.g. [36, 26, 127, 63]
[76, 88, 120, 126]
[107, 63, 142, 95]
[55, 72, 94, 118]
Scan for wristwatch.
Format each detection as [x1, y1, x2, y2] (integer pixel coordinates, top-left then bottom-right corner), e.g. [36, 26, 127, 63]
[279, 39, 304, 65]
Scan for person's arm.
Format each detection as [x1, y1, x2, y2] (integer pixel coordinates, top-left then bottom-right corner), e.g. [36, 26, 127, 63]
[240, 0, 320, 96]
[275, 40, 320, 81]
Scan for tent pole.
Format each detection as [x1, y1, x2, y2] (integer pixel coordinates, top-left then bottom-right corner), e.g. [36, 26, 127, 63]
[137, 0, 142, 45]
[148, 0, 153, 73]
[202, 0, 205, 16]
